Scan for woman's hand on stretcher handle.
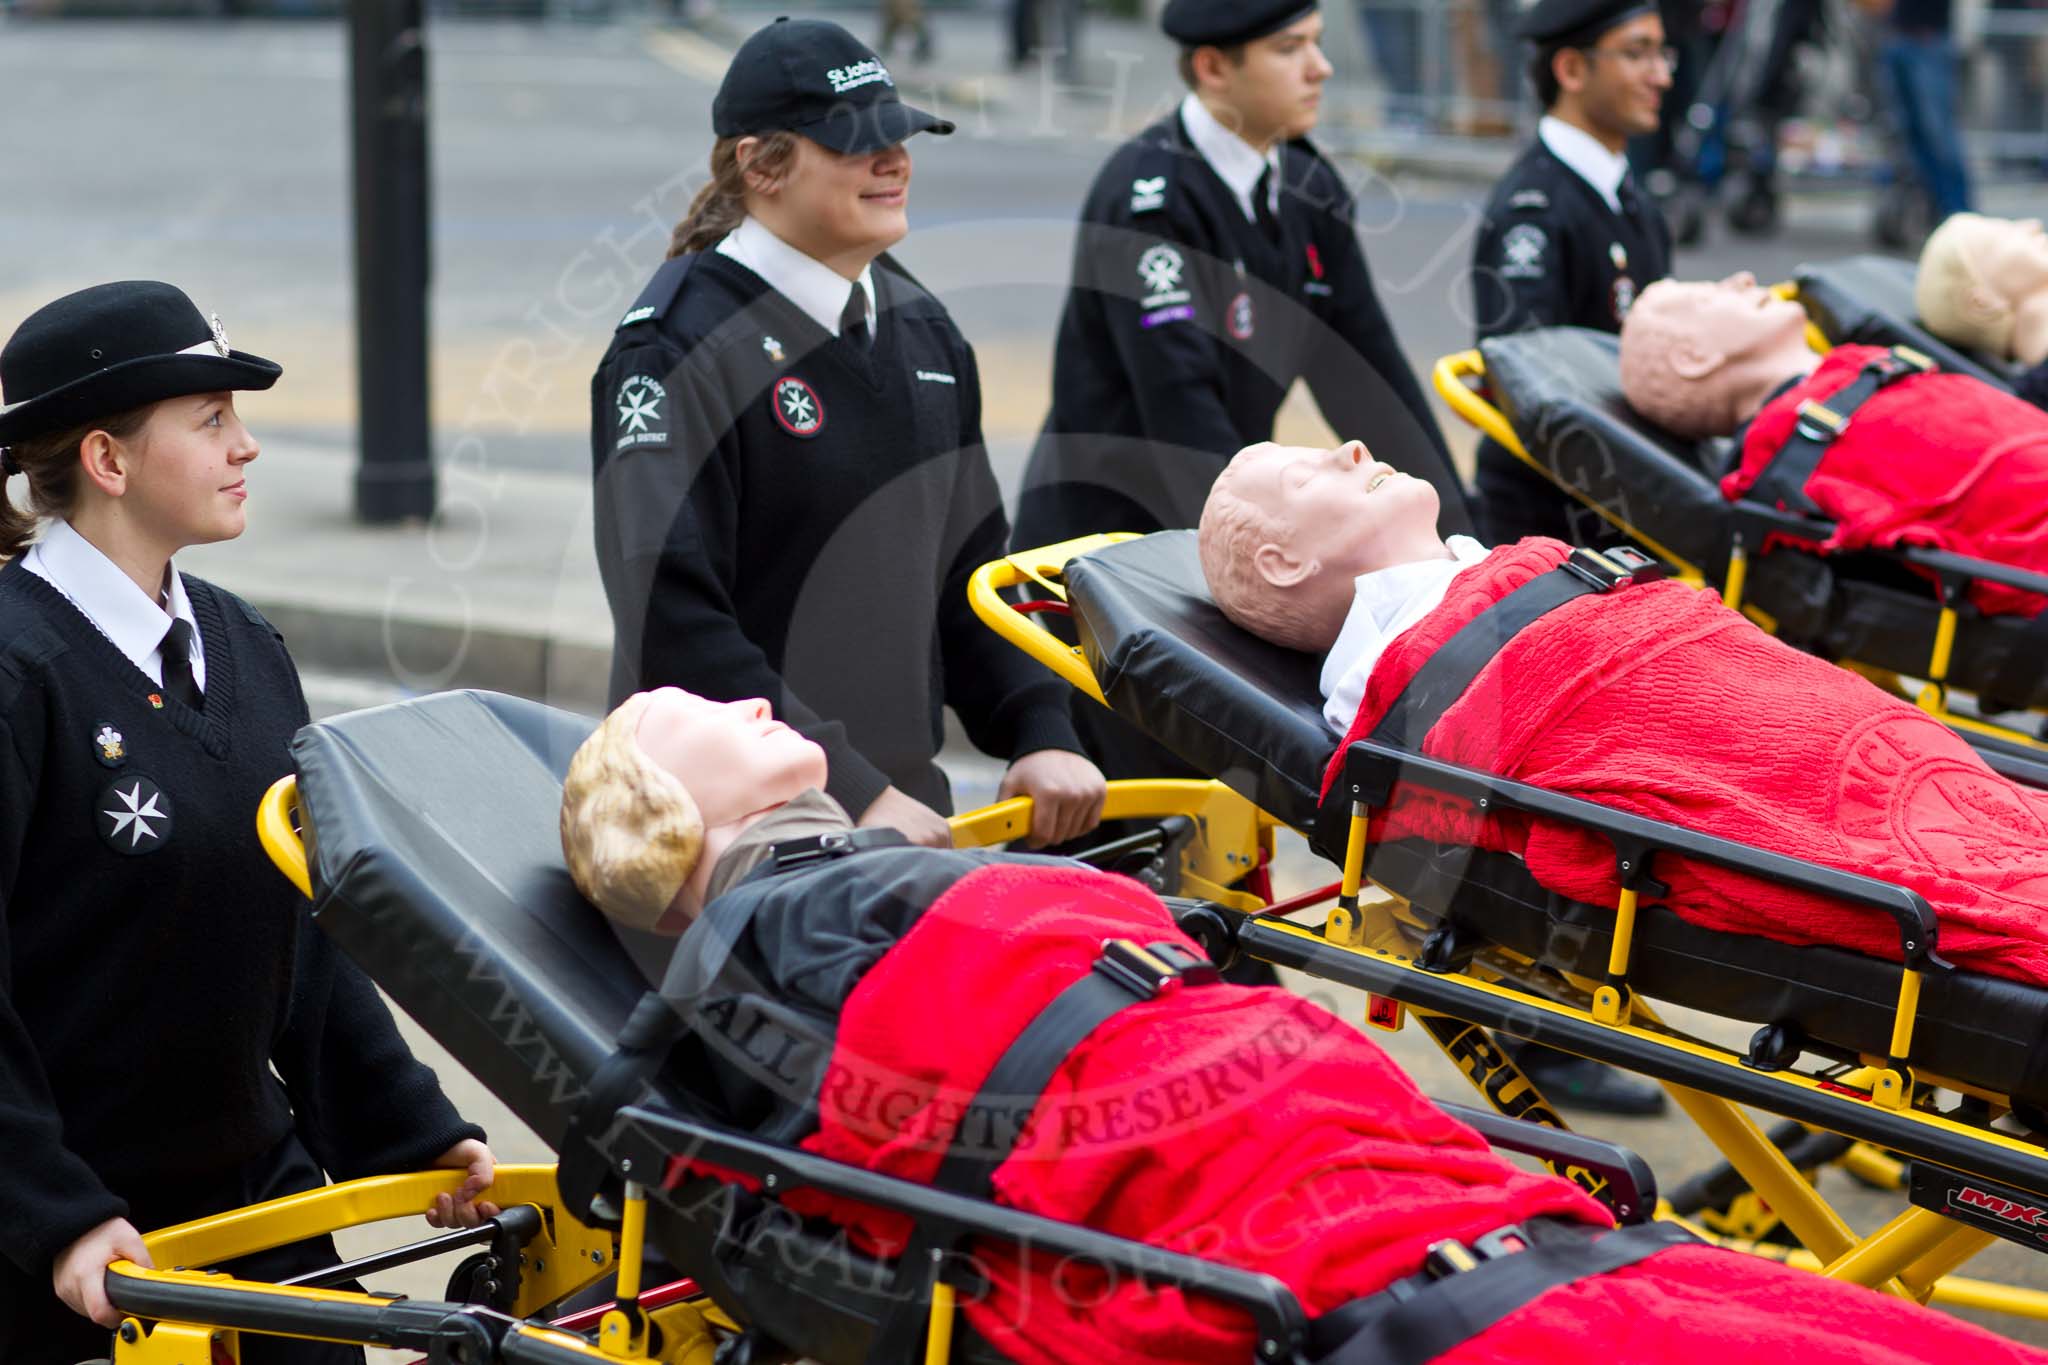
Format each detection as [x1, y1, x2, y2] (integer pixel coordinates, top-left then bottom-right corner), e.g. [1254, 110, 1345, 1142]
[425, 1137, 500, 1229]
[861, 786, 956, 848]
[999, 749, 1108, 849]
[54, 1215, 153, 1327]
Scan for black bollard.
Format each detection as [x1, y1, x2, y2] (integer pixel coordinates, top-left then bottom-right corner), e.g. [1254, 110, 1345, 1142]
[348, 0, 436, 524]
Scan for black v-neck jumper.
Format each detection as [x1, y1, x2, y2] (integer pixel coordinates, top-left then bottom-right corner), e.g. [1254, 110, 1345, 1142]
[592, 250, 1081, 817]
[0, 558, 480, 1283]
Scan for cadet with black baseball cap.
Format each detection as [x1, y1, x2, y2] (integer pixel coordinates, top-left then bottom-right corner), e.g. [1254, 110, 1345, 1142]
[591, 18, 1105, 855]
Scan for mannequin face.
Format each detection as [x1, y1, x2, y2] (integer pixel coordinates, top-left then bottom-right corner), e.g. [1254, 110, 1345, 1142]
[1657, 273, 1809, 363]
[1231, 440, 1443, 584]
[1970, 216, 2048, 307]
[634, 689, 827, 829]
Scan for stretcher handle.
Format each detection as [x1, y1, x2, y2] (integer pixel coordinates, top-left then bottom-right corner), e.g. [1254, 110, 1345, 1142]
[1431, 350, 1528, 458]
[258, 773, 312, 898]
[967, 534, 1139, 707]
[1332, 740, 1949, 973]
[1437, 1100, 1657, 1226]
[608, 1103, 1310, 1357]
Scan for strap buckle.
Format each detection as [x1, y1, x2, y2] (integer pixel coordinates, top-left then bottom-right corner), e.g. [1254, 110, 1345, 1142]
[1421, 1222, 1535, 1281]
[1888, 344, 1936, 375]
[769, 828, 906, 873]
[1092, 938, 1221, 1001]
[1559, 546, 1652, 592]
[1794, 399, 1849, 443]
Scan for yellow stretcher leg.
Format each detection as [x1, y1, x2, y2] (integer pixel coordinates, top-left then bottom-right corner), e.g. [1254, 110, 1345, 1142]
[925, 1280, 958, 1364]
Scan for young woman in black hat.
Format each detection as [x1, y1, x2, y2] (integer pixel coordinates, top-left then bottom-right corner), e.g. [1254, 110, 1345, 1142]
[0, 281, 497, 1364]
[592, 17, 1105, 852]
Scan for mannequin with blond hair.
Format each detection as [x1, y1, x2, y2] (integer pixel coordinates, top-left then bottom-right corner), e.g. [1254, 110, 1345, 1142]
[1916, 214, 2048, 367]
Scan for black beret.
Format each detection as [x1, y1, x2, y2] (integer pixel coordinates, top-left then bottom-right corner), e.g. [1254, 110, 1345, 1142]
[1516, 0, 1659, 46]
[1162, 0, 1319, 48]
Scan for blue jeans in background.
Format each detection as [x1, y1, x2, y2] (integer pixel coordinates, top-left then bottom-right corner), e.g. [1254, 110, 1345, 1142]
[1882, 31, 1974, 219]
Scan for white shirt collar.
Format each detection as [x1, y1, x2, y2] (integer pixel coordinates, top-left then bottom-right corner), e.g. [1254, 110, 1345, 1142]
[716, 216, 879, 341]
[21, 518, 205, 690]
[1319, 535, 1489, 732]
[1539, 115, 1630, 214]
[1180, 93, 1282, 225]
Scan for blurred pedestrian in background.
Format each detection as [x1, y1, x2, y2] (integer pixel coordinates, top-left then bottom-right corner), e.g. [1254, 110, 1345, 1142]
[1010, 0, 1082, 81]
[1870, 0, 1973, 221]
[878, 0, 934, 66]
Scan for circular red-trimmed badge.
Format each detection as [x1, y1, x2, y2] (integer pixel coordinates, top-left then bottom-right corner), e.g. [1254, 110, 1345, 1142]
[1228, 292, 1255, 341]
[771, 376, 826, 438]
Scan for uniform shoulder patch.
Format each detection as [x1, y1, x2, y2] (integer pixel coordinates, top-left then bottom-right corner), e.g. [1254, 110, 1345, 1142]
[612, 364, 673, 454]
[1499, 222, 1549, 280]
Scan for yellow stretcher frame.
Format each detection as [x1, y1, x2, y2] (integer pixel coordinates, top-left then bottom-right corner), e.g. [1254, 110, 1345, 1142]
[978, 534, 2048, 1329]
[226, 737, 1282, 1362]
[1430, 342, 2048, 755]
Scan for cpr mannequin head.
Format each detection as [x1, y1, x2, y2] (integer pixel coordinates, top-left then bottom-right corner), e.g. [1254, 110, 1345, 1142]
[1917, 214, 2048, 361]
[1618, 274, 1814, 439]
[1199, 440, 1448, 653]
[561, 688, 828, 933]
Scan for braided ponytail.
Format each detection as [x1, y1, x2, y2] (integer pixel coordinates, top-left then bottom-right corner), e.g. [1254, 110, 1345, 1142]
[668, 132, 803, 259]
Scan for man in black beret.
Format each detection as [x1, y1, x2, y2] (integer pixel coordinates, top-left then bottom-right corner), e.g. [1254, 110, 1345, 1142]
[1468, 0, 1675, 548]
[1012, 0, 1471, 793]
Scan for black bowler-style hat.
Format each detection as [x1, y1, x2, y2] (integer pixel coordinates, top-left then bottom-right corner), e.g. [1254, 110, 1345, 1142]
[0, 281, 281, 447]
[712, 17, 955, 155]
[1516, 0, 1659, 46]
[1162, 0, 1319, 48]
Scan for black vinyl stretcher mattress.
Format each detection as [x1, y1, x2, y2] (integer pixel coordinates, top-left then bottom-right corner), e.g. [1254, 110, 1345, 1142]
[1476, 326, 2048, 713]
[291, 692, 1018, 1364]
[1064, 532, 2048, 1112]
[1796, 255, 2019, 391]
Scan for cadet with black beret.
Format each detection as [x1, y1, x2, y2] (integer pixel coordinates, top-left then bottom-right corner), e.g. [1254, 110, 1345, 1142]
[1011, 0, 1470, 556]
[1468, 0, 1675, 547]
[592, 18, 1106, 853]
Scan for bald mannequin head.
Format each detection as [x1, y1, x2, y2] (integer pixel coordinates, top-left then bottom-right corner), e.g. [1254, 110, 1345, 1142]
[561, 688, 828, 933]
[1918, 214, 2048, 365]
[1199, 440, 1451, 652]
[1618, 274, 1816, 439]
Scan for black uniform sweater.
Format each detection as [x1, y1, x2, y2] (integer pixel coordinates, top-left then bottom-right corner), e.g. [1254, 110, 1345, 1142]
[1012, 110, 1469, 548]
[0, 559, 480, 1281]
[591, 250, 1081, 817]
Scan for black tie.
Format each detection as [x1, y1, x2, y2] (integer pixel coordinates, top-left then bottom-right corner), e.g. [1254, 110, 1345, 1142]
[841, 285, 872, 351]
[1618, 174, 1642, 221]
[1252, 166, 1283, 245]
[160, 618, 202, 711]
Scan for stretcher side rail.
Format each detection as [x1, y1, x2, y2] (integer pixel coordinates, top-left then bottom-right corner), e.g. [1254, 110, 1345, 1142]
[1729, 501, 2048, 602]
[1325, 740, 1947, 973]
[604, 1102, 1315, 1361]
[1436, 1101, 1656, 1225]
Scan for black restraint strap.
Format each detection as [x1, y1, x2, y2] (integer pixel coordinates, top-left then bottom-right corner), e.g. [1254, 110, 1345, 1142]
[866, 941, 1219, 1362]
[1748, 346, 1935, 518]
[931, 940, 1220, 1199]
[560, 991, 694, 1222]
[1369, 553, 1629, 750]
[1312, 1219, 1697, 1365]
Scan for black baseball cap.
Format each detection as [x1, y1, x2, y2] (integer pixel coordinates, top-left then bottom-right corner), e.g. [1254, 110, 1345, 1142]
[0, 281, 280, 446]
[712, 17, 955, 155]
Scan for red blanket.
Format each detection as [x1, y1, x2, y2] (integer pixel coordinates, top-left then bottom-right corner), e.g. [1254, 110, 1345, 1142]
[1321, 539, 2048, 987]
[782, 861, 2045, 1364]
[1725, 343, 2048, 617]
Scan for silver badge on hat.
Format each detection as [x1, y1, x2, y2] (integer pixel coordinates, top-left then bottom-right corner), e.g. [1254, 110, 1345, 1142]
[208, 313, 230, 358]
